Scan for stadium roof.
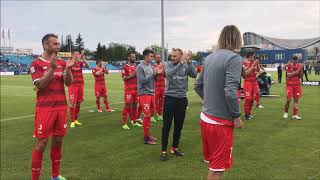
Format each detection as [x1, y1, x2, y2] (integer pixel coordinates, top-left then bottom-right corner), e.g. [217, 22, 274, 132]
[244, 32, 320, 49]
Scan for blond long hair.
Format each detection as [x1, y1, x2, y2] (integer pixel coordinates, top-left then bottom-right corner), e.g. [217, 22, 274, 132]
[217, 25, 242, 51]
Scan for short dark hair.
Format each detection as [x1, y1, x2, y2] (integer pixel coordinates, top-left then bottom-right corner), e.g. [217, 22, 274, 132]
[127, 51, 136, 57]
[143, 49, 154, 57]
[246, 51, 255, 58]
[292, 55, 298, 60]
[42, 34, 58, 44]
[96, 60, 103, 64]
[254, 56, 261, 60]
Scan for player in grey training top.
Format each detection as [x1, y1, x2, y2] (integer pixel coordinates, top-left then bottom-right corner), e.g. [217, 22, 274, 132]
[194, 25, 243, 180]
[136, 49, 162, 145]
[160, 49, 196, 161]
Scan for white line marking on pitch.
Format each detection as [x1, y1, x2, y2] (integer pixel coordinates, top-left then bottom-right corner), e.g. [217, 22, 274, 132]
[309, 170, 320, 180]
[297, 148, 320, 160]
[0, 102, 124, 122]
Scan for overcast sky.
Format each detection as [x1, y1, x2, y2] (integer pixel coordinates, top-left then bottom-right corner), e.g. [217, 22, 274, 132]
[1, 1, 319, 54]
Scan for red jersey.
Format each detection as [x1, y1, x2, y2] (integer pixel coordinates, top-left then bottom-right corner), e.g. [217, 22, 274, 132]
[30, 58, 67, 111]
[243, 60, 259, 82]
[122, 64, 138, 93]
[197, 65, 203, 73]
[153, 63, 165, 91]
[285, 63, 302, 86]
[92, 67, 106, 86]
[70, 60, 85, 86]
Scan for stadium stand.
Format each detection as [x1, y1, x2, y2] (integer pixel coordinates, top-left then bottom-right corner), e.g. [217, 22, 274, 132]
[0, 54, 120, 74]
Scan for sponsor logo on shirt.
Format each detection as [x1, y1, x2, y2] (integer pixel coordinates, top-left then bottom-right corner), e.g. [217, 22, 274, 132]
[54, 72, 63, 76]
[30, 66, 35, 73]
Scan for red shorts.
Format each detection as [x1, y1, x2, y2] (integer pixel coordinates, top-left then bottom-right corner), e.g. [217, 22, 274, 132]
[124, 91, 138, 104]
[286, 85, 302, 99]
[243, 81, 258, 100]
[139, 95, 155, 117]
[68, 84, 84, 103]
[95, 85, 107, 97]
[33, 110, 68, 138]
[200, 120, 234, 172]
[155, 88, 165, 99]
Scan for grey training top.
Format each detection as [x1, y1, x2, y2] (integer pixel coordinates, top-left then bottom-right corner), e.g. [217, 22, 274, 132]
[165, 61, 197, 98]
[194, 49, 242, 122]
[136, 61, 155, 96]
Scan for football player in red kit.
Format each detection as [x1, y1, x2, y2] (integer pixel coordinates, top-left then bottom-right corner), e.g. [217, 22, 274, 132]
[254, 57, 264, 109]
[30, 34, 75, 180]
[92, 60, 114, 112]
[152, 54, 165, 122]
[242, 52, 260, 120]
[68, 51, 90, 128]
[283, 56, 303, 120]
[121, 52, 143, 129]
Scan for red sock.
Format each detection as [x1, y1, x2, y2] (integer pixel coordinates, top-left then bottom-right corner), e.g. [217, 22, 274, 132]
[137, 105, 142, 119]
[293, 107, 298, 115]
[75, 105, 80, 120]
[143, 116, 151, 137]
[158, 98, 164, 116]
[50, 144, 62, 178]
[285, 105, 289, 113]
[249, 100, 253, 113]
[128, 107, 135, 122]
[96, 98, 101, 110]
[122, 107, 128, 125]
[104, 97, 109, 109]
[171, 147, 177, 151]
[31, 148, 44, 180]
[244, 98, 250, 116]
[69, 107, 75, 122]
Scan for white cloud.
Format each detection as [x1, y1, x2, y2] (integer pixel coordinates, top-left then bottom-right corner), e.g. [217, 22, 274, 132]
[1, 1, 319, 54]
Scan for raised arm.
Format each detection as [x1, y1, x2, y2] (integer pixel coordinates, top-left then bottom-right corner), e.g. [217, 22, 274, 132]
[165, 62, 183, 78]
[32, 54, 57, 89]
[187, 62, 197, 78]
[81, 52, 90, 68]
[194, 69, 204, 99]
[64, 57, 76, 86]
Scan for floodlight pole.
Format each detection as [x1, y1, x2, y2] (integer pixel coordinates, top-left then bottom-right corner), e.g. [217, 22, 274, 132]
[161, 0, 165, 62]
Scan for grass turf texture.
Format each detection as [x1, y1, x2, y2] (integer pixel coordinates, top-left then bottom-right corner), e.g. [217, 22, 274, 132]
[1, 72, 319, 180]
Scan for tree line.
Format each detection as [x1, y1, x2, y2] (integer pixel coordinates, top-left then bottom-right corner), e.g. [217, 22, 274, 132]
[60, 33, 206, 62]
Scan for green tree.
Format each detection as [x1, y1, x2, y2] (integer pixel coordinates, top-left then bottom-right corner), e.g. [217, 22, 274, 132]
[61, 34, 75, 52]
[75, 33, 85, 52]
[145, 44, 168, 61]
[95, 42, 102, 60]
[192, 52, 203, 62]
[127, 46, 136, 53]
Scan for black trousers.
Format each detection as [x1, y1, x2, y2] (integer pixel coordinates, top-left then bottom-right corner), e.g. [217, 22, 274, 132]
[278, 73, 282, 84]
[161, 96, 188, 151]
[303, 70, 309, 81]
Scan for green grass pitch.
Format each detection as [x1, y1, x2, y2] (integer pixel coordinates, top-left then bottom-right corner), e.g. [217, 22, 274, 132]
[1, 72, 319, 180]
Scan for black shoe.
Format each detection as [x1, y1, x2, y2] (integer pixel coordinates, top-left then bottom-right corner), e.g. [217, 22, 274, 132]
[171, 149, 184, 157]
[160, 152, 169, 161]
[245, 115, 251, 120]
[249, 114, 254, 119]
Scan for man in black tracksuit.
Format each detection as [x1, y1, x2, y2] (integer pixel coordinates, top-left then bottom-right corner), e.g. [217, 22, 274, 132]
[277, 64, 283, 84]
[160, 48, 197, 161]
